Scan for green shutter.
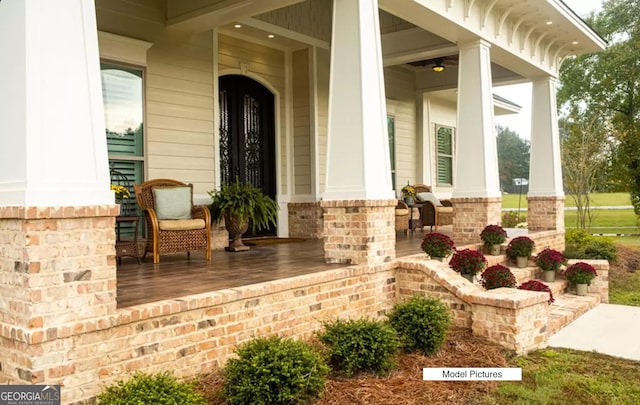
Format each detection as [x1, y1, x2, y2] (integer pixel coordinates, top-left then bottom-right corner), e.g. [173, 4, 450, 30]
[387, 116, 396, 190]
[436, 125, 453, 185]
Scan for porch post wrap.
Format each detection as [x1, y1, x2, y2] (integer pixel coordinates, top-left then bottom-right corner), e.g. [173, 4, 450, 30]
[323, 0, 393, 201]
[452, 40, 501, 199]
[0, 0, 112, 207]
[529, 77, 564, 197]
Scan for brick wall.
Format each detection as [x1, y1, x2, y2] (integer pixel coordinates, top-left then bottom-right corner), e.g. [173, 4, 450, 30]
[0, 205, 119, 387]
[321, 200, 396, 265]
[288, 202, 323, 239]
[528, 196, 565, 232]
[451, 197, 502, 245]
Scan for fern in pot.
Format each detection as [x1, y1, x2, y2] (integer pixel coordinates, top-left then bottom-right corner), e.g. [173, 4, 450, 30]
[208, 179, 278, 251]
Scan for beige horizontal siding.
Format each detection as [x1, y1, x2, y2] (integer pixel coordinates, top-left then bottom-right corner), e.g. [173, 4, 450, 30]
[292, 49, 312, 195]
[96, 0, 217, 194]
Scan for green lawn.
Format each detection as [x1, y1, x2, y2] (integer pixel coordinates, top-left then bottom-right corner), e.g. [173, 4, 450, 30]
[484, 349, 640, 404]
[502, 192, 638, 235]
[502, 192, 632, 209]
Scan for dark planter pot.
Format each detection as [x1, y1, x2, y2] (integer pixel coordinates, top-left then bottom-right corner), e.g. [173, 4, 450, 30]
[225, 214, 250, 252]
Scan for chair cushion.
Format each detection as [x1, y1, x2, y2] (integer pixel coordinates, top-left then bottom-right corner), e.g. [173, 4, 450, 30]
[395, 208, 410, 216]
[436, 206, 453, 214]
[153, 186, 192, 219]
[415, 191, 443, 207]
[158, 219, 205, 231]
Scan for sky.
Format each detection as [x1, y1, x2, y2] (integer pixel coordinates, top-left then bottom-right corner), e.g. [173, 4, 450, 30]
[493, 0, 603, 140]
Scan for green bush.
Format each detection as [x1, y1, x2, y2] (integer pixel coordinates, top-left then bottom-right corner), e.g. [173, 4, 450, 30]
[387, 295, 452, 355]
[318, 318, 398, 377]
[502, 211, 526, 228]
[96, 371, 205, 405]
[564, 229, 617, 261]
[584, 239, 617, 261]
[221, 336, 328, 405]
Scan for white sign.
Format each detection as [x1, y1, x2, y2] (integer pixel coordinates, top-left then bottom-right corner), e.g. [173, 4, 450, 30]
[423, 368, 522, 381]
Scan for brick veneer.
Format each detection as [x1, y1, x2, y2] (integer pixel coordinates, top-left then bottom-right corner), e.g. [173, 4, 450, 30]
[450, 197, 502, 245]
[0, 209, 605, 404]
[288, 202, 323, 239]
[320, 199, 396, 265]
[0, 205, 119, 388]
[528, 196, 565, 231]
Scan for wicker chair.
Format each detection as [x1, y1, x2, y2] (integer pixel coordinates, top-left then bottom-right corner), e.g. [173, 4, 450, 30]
[395, 200, 410, 235]
[413, 184, 454, 231]
[134, 179, 212, 263]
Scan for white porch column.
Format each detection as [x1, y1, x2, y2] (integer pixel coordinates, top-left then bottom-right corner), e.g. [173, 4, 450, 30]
[451, 40, 501, 244]
[0, 0, 117, 395]
[323, 0, 392, 201]
[0, 0, 112, 206]
[528, 77, 565, 232]
[321, 0, 395, 265]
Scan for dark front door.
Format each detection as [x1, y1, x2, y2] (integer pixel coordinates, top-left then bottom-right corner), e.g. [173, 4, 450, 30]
[219, 75, 276, 236]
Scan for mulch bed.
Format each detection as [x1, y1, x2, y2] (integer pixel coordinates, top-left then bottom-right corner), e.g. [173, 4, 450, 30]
[195, 327, 510, 404]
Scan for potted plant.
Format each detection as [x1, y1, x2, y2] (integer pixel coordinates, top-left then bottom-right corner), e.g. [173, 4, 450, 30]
[506, 236, 535, 268]
[564, 262, 598, 296]
[480, 224, 507, 255]
[401, 183, 416, 205]
[479, 264, 517, 290]
[420, 232, 455, 260]
[518, 280, 554, 304]
[449, 249, 487, 283]
[535, 248, 566, 282]
[208, 179, 279, 252]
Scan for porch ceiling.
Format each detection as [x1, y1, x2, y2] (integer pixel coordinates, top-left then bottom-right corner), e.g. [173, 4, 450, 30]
[379, 0, 606, 78]
[165, 0, 605, 81]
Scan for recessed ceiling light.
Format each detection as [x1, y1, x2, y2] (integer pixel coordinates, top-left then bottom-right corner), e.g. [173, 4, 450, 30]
[546, 20, 553, 25]
[572, 40, 579, 45]
[234, 24, 242, 28]
[268, 34, 275, 39]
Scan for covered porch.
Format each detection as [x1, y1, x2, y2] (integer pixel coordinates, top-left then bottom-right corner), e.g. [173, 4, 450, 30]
[117, 233, 427, 307]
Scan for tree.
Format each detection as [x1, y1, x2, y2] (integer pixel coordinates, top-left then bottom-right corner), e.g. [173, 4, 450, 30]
[496, 125, 530, 192]
[558, 0, 640, 215]
[559, 112, 612, 229]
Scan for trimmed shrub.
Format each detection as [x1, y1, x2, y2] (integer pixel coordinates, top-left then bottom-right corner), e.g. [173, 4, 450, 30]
[318, 318, 398, 377]
[564, 229, 617, 261]
[96, 371, 205, 405]
[387, 295, 452, 355]
[502, 211, 526, 228]
[221, 336, 328, 405]
[584, 239, 617, 261]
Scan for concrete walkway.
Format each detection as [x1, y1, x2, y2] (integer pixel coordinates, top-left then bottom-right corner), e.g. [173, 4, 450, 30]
[548, 303, 640, 361]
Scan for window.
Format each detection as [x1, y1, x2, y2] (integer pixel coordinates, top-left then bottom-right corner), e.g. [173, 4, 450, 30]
[101, 63, 144, 231]
[435, 125, 454, 186]
[387, 116, 396, 190]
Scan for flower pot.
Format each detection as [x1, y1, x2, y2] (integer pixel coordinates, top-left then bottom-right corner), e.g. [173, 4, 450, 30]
[543, 270, 556, 282]
[575, 283, 588, 296]
[403, 196, 414, 205]
[224, 215, 250, 252]
[461, 273, 474, 283]
[516, 256, 528, 268]
[489, 244, 501, 256]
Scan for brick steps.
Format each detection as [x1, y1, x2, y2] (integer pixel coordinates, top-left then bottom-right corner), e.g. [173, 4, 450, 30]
[502, 260, 600, 338]
[548, 293, 601, 335]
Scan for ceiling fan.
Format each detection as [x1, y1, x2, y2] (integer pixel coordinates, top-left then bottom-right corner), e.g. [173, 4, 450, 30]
[408, 55, 459, 72]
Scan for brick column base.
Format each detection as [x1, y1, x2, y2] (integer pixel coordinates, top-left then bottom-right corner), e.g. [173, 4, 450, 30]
[288, 202, 323, 239]
[528, 196, 565, 232]
[450, 197, 502, 245]
[320, 200, 396, 265]
[0, 205, 119, 385]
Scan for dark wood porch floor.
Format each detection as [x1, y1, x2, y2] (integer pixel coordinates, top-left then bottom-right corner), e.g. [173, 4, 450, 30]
[116, 231, 432, 308]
